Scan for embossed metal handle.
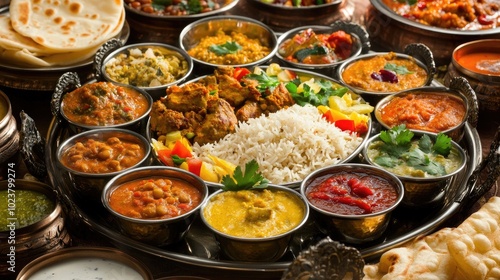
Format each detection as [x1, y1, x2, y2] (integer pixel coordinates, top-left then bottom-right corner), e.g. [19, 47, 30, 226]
[281, 237, 365, 280]
[330, 21, 371, 54]
[462, 125, 500, 211]
[19, 111, 47, 180]
[50, 72, 81, 119]
[403, 43, 436, 84]
[449, 76, 479, 128]
[93, 38, 124, 81]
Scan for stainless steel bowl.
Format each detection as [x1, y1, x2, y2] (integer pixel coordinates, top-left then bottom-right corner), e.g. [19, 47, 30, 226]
[276, 21, 370, 76]
[52, 73, 153, 135]
[124, 0, 240, 45]
[17, 247, 153, 280]
[102, 166, 208, 246]
[444, 39, 500, 113]
[94, 40, 194, 100]
[374, 76, 479, 142]
[300, 164, 404, 244]
[336, 43, 436, 104]
[0, 180, 70, 279]
[362, 131, 467, 208]
[200, 185, 309, 262]
[57, 128, 151, 203]
[179, 15, 278, 73]
[0, 90, 19, 172]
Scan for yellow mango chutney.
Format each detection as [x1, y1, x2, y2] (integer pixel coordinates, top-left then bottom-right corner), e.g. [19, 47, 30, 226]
[203, 189, 306, 238]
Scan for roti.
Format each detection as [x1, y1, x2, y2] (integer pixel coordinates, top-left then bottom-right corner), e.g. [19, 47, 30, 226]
[0, 15, 59, 54]
[9, 0, 123, 51]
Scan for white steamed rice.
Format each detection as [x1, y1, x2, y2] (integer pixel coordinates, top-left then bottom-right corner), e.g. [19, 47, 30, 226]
[191, 104, 364, 184]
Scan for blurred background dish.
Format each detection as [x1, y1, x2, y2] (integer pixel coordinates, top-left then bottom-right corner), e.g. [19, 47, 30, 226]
[17, 247, 154, 280]
[95, 40, 194, 100]
[443, 39, 500, 113]
[238, 0, 355, 33]
[275, 21, 370, 76]
[124, 0, 240, 45]
[179, 15, 277, 73]
[0, 179, 70, 279]
[364, 0, 500, 66]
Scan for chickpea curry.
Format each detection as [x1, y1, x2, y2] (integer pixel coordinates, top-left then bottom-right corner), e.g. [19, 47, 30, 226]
[109, 177, 204, 219]
[60, 136, 146, 174]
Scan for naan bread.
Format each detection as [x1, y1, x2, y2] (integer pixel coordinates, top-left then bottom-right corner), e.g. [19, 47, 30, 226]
[0, 15, 58, 54]
[9, 0, 123, 51]
[363, 228, 460, 280]
[363, 196, 500, 280]
[446, 196, 500, 280]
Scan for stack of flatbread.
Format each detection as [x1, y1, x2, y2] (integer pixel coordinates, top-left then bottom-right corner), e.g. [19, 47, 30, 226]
[0, 0, 124, 67]
[363, 196, 500, 280]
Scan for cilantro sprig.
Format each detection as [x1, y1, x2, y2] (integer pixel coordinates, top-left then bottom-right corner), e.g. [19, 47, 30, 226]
[288, 79, 348, 107]
[373, 125, 453, 176]
[384, 63, 414, 75]
[244, 71, 281, 94]
[221, 160, 270, 191]
[209, 41, 242, 56]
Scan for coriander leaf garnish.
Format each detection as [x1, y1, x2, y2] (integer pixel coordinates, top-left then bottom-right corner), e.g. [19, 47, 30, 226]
[396, 0, 417, 6]
[221, 160, 270, 191]
[289, 79, 348, 107]
[384, 63, 414, 75]
[433, 133, 452, 156]
[245, 71, 280, 94]
[209, 41, 242, 56]
[372, 125, 452, 177]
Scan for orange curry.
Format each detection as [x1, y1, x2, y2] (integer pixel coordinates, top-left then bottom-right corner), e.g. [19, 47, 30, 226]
[379, 93, 466, 132]
[62, 82, 149, 126]
[109, 177, 203, 219]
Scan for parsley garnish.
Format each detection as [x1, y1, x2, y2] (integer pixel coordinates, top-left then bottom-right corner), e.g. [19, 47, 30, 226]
[384, 63, 414, 75]
[221, 160, 270, 191]
[244, 71, 280, 94]
[288, 79, 348, 107]
[209, 41, 242, 56]
[373, 125, 453, 176]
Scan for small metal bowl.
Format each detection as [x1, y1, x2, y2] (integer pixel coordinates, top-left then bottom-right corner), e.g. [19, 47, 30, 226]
[374, 76, 479, 142]
[17, 247, 153, 280]
[300, 164, 404, 244]
[362, 131, 467, 208]
[0, 180, 70, 279]
[336, 43, 436, 104]
[444, 39, 500, 113]
[51, 72, 153, 135]
[94, 39, 194, 100]
[200, 185, 309, 262]
[56, 128, 151, 203]
[0, 90, 19, 169]
[179, 15, 278, 73]
[276, 21, 370, 76]
[102, 166, 208, 246]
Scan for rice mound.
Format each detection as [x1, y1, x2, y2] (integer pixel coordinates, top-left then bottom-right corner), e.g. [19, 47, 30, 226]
[192, 104, 364, 184]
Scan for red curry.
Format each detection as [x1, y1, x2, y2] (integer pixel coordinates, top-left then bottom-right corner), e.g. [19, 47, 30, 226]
[109, 177, 203, 219]
[306, 171, 398, 215]
[379, 93, 466, 133]
[382, 0, 500, 30]
[62, 82, 150, 126]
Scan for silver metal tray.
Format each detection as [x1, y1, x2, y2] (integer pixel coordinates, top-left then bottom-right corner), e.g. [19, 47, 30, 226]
[43, 115, 482, 274]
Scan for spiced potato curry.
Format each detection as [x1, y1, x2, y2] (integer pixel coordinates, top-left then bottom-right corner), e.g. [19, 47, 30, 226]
[203, 189, 306, 238]
[61, 82, 150, 126]
[341, 52, 428, 92]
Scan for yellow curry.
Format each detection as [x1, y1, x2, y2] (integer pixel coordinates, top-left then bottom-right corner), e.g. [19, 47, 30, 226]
[203, 189, 305, 238]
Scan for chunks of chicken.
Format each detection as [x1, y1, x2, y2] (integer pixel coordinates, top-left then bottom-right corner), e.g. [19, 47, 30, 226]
[193, 98, 238, 145]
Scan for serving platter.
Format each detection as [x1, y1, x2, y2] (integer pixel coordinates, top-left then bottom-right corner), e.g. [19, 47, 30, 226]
[0, 6, 130, 91]
[37, 92, 482, 276]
